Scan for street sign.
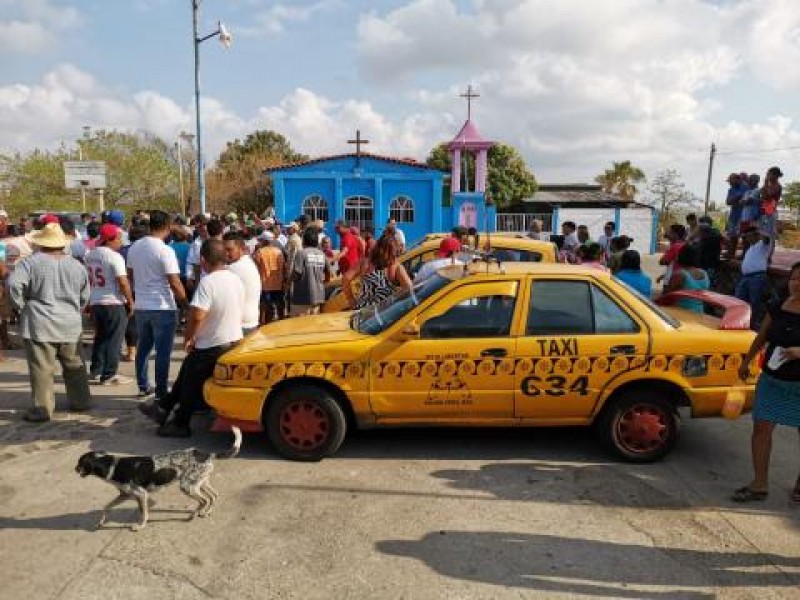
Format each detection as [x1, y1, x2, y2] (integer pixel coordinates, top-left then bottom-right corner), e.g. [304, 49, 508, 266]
[64, 161, 107, 189]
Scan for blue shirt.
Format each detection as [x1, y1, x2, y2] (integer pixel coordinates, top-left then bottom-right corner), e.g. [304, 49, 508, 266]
[169, 241, 191, 277]
[615, 269, 652, 298]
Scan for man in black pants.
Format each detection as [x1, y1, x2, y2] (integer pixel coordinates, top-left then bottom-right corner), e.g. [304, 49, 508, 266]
[139, 239, 244, 437]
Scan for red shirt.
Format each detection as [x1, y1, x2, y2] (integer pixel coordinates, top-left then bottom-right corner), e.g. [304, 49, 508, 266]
[663, 241, 685, 265]
[761, 181, 782, 216]
[338, 232, 363, 273]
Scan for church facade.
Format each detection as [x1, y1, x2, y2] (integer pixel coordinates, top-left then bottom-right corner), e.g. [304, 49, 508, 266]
[267, 107, 498, 243]
[268, 154, 447, 244]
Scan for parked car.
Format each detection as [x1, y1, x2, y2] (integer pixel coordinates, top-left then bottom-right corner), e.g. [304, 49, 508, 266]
[205, 262, 757, 463]
[322, 233, 558, 312]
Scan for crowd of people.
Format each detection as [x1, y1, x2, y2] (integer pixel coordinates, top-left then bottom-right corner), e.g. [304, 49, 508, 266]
[0, 162, 797, 502]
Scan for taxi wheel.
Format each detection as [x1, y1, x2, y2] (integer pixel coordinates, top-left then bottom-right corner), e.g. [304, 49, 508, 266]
[265, 385, 347, 462]
[600, 393, 679, 463]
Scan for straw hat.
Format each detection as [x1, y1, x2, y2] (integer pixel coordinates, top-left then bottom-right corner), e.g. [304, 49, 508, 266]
[27, 223, 68, 248]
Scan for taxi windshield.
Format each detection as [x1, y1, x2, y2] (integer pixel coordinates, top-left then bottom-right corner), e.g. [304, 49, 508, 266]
[354, 274, 451, 335]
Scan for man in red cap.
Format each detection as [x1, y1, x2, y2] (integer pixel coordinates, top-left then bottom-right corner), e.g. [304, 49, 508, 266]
[414, 236, 464, 282]
[85, 224, 135, 385]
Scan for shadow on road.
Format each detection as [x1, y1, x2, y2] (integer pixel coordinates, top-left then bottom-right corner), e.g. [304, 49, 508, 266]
[0, 507, 192, 532]
[376, 530, 800, 598]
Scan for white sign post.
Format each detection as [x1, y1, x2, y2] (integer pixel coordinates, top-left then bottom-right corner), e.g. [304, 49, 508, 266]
[64, 161, 107, 189]
[64, 161, 106, 213]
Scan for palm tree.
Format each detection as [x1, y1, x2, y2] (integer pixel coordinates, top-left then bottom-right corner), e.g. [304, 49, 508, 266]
[595, 161, 646, 202]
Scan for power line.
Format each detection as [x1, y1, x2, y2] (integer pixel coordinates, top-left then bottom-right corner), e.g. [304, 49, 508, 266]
[716, 145, 800, 157]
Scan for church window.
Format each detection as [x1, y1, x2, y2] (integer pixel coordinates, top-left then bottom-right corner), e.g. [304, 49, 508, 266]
[302, 195, 328, 222]
[344, 196, 374, 230]
[389, 195, 414, 223]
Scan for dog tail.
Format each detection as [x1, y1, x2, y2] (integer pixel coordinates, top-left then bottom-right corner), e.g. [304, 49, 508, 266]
[216, 426, 242, 459]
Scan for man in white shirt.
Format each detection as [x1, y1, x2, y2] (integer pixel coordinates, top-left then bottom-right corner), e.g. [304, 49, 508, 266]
[735, 226, 772, 329]
[86, 224, 135, 385]
[140, 239, 244, 438]
[596, 221, 616, 255]
[223, 231, 261, 335]
[126, 210, 187, 399]
[560, 221, 580, 262]
[387, 218, 406, 253]
[415, 237, 464, 283]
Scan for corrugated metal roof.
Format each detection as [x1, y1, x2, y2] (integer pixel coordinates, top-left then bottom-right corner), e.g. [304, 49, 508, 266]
[266, 152, 442, 173]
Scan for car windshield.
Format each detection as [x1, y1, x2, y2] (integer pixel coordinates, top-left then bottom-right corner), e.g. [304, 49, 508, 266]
[614, 278, 680, 328]
[353, 274, 451, 335]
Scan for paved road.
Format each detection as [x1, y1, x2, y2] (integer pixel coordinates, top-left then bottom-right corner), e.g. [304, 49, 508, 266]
[1, 336, 798, 599]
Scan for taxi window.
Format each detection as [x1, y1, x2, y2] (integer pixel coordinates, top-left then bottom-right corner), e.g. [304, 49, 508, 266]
[526, 280, 639, 335]
[422, 295, 517, 339]
[527, 281, 593, 335]
[404, 250, 437, 277]
[592, 285, 639, 333]
[493, 248, 542, 263]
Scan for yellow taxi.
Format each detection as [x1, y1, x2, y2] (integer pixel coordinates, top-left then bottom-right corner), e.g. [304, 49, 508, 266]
[206, 262, 757, 463]
[321, 233, 558, 312]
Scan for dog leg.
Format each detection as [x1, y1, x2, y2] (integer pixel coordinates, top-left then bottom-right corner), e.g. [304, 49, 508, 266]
[130, 489, 149, 531]
[98, 492, 129, 529]
[180, 481, 207, 520]
[197, 484, 215, 517]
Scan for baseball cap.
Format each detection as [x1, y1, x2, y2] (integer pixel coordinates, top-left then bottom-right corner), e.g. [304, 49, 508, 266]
[258, 231, 275, 242]
[106, 210, 125, 226]
[99, 223, 122, 243]
[437, 237, 462, 258]
[41, 213, 60, 225]
[287, 221, 299, 230]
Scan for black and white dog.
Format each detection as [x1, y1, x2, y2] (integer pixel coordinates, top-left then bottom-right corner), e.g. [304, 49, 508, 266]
[76, 427, 241, 531]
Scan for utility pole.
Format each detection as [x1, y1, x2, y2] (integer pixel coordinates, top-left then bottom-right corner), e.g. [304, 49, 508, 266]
[703, 142, 716, 216]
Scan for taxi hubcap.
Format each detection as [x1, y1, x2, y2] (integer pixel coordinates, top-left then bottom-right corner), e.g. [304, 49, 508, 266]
[280, 401, 329, 450]
[616, 404, 669, 453]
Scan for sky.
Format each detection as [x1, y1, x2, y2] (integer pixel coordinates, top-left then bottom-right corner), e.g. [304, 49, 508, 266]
[2, 0, 800, 204]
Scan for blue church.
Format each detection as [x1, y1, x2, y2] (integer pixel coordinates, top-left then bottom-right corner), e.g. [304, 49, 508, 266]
[268, 116, 498, 244]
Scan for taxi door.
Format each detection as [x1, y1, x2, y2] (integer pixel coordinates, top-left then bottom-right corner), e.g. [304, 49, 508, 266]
[370, 280, 522, 419]
[514, 276, 649, 420]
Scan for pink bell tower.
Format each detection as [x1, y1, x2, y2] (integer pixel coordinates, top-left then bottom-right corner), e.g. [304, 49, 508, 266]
[447, 85, 496, 231]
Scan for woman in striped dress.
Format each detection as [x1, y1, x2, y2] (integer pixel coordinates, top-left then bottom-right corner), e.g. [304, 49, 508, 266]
[734, 261, 800, 503]
[354, 228, 412, 310]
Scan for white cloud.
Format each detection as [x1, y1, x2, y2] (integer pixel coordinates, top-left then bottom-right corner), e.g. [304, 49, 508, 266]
[0, 0, 83, 54]
[355, 0, 800, 201]
[241, 0, 341, 35]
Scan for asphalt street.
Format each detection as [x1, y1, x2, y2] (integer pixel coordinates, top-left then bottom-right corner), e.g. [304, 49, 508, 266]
[1, 332, 798, 600]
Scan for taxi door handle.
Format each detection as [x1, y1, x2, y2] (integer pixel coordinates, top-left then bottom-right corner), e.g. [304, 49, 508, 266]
[610, 345, 636, 355]
[481, 348, 508, 358]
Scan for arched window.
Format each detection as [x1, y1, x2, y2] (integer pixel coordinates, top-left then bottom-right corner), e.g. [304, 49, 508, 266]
[389, 195, 415, 223]
[344, 196, 374, 231]
[302, 194, 328, 222]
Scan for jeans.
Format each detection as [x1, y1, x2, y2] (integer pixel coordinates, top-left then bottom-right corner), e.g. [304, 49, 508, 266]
[134, 309, 177, 396]
[158, 344, 231, 426]
[735, 272, 767, 330]
[90, 305, 128, 379]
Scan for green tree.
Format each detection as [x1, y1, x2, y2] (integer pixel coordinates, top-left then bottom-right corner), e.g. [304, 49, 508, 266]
[0, 146, 79, 217]
[595, 160, 646, 202]
[207, 130, 308, 214]
[79, 130, 180, 212]
[425, 142, 537, 209]
[782, 181, 800, 212]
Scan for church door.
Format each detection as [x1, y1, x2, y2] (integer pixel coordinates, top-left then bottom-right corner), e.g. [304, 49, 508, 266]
[459, 202, 477, 228]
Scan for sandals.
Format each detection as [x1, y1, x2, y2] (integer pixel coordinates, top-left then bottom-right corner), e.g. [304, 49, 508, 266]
[731, 486, 768, 503]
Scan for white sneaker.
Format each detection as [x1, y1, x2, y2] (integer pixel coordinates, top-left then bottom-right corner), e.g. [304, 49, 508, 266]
[102, 375, 134, 386]
[87, 375, 103, 385]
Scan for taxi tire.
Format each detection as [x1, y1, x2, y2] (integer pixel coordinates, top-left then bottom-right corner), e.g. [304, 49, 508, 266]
[265, 384, 347, 462]
[599, 393, 679, 463]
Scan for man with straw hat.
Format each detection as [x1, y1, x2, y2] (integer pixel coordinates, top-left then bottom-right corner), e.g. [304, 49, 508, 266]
[9, 222, 91, 422]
